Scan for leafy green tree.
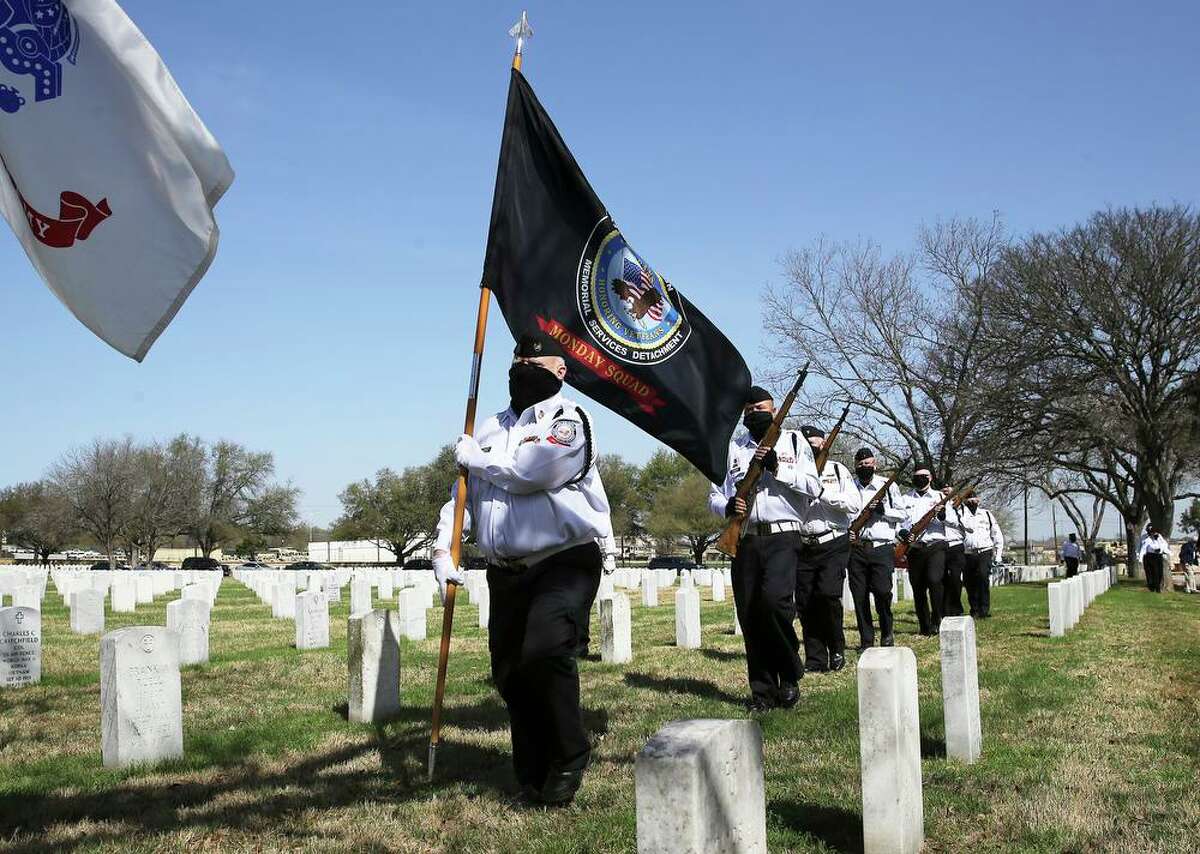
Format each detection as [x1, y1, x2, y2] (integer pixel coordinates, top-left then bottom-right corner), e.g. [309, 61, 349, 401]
[332, 445, 456, 563]
[645, 472, 722, 565]
[596, 454, 643, 543]
[0, 481, 75, 565]
[635, 449, 693, 508]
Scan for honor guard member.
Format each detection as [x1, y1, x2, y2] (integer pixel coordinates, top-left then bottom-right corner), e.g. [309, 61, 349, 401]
[797, 425, 863, 672]
[1061, 533, 1083, 578]
[961, 496, 1004, 618]
[898, 468, 951, 636]
[848, 448, 906, 651]
[1137, 525, 1170, 593]
[708, 385, 821, 712]
[942, 493, 974, 617]
[432, 331, 613, 806]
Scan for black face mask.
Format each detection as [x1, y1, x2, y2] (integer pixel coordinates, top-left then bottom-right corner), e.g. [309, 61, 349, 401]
[855, 466, 875, 483]
[966, 500, 979, 512]
[913, 475, 931, 491]
[509, 362, 563, 414]
[742, 410, 773, 441]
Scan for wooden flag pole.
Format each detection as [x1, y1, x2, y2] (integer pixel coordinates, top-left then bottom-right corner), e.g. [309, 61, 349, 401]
[428, 10, 532, 784]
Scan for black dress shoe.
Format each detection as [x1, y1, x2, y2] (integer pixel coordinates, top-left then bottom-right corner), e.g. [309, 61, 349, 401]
[746, 696, 774, 713]
[805, 660, 828, 673]
[538, 767, 584, 806]
[856, 643, 873, 655]
[777, 684, 800, 708]
[829, 653, 846, 671]
[881, 635, 895, 647]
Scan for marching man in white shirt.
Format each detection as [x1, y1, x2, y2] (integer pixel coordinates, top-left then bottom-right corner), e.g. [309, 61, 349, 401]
[962, 496, 1005, 618]
[898, 468, 952, 636]
[942, 494, 974, 618]
[1137, 525, 1171, 593]
[1061, 533, 1083, 578]
[847, 448, 906, 650]
[797, 425, 864, 673]
[433, 332, 613, 806]
[709, 386, 821, 712]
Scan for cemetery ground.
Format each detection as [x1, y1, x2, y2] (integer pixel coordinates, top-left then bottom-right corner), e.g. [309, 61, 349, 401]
[2, 579, 1198, 854]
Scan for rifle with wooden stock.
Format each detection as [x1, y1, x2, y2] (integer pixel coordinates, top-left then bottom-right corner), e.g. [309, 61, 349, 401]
[714, 364, 809, 558]
[814, 403, 852, 475]
[848, 458, 910, 541]
[894, 481, 975, 562]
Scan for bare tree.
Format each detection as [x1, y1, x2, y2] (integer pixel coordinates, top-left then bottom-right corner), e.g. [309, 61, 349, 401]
[762, 216, 1010, 494]
[124, 435, 206, 565]
[51, 438, 138, 568]
[979, 206, 1200, 579]
[189, 440, 296, 558]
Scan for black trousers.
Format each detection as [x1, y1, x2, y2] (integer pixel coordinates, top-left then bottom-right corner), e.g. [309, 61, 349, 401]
[731, 531, 804, 702]
[487, 542, 601, 789]
[1143, 553, 1164, 592]
[848, 542, 895, 646]
[963, 551, 991, 617]
[943, 544, 966, 617]
[1065, 557, 1079, 578]
[798, 535, 850, 668]
[908, 542, 947, 635]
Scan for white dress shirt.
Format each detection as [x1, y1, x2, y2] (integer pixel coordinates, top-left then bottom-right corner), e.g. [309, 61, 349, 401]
[708, 430, 821, 524]
[1061, 540, 1083, 560]
[901, 488, 963, 545]
[851, 474, 906, 544]
[803, 460, 865, 535]
[1138, 534, 1170, 560]
[964, 506, 1005, 562]
[434, 393, 612, 565]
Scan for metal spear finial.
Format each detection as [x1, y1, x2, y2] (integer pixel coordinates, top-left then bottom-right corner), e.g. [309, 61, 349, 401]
[509, 10, 533, 58]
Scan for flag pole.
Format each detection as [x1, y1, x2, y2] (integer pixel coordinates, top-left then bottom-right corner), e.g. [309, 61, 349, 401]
[428, 9, 532, 784]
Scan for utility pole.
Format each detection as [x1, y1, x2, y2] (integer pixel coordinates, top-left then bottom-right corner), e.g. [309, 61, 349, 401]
[1023, 485, 1030, 565]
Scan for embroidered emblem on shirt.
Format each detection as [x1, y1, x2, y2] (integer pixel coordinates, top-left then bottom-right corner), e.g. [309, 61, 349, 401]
[548, 420, 578, 446]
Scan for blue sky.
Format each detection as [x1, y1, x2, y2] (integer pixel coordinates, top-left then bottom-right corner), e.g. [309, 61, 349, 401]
[2, 1, 1197, 535]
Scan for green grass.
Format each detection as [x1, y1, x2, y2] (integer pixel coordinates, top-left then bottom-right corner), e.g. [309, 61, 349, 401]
[1, 575, 1197, 853]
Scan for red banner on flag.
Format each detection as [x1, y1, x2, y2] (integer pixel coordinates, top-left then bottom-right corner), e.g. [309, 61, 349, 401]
[537, 316, 668, 414]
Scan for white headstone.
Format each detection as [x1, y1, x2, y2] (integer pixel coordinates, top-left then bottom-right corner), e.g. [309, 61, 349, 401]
[13, 584, 40, 609]
[1048, 583, 1066, 637]
[642, 573, 660, 608]
[182, 584, 208, 602]
[134, 575, 154, 604]
[71, 589, 106, 635]
[295, 591, 330, 650]
[99, 626, 184, 768]
[939, 616, 982, 763]
[711, 574, 726, 602]
[348, 610, 401, 724]
[635, 719, 767, 854]
[0, 607, 42, 687]
[675, 588, 701, 649]
[600, 593, 632, 664]
[272, 582, 296, 619]
[476, 583, 490, 630]
[733, 606, 743, 637]
[397, 588, 427, 641]
[350, 578, 372, 617]
[378, 574, 394, 601]
[858, 647, 923, 854]
[111, 576, 137, 613]
[166, 599, 210, 666]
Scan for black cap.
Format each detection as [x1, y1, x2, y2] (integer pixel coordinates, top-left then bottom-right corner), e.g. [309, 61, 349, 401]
[800, 425, 824, 440]
[514, 331, 565, 360]
[855, 447, 874, 462]
[746, 385, 773, 404]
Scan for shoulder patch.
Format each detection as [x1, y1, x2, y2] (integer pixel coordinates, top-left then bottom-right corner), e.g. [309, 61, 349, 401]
[548, 419, 579, 446]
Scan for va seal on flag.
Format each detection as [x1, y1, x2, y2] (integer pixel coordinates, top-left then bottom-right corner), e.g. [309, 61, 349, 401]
[577, 218, 690, 365]
[0, 0, 79, 110]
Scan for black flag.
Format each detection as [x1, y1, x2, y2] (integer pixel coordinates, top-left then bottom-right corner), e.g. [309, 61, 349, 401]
[481, 70, 751, 483]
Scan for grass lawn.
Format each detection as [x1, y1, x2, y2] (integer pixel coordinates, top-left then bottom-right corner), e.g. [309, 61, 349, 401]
[1, 574, 1197, 853]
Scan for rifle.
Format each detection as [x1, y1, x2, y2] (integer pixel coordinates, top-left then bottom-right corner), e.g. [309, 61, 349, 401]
[848, 458, 910, 540]
[814, 403, 852, 475]
[952, 486, 975, 508]
[894, 481, 975, 562]
[714, 364, 809, 558]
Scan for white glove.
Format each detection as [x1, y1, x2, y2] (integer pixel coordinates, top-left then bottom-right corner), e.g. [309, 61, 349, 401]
[603, 553, 617, 574]
[454, 434, 486, 471]
[433, 552, 465, 603]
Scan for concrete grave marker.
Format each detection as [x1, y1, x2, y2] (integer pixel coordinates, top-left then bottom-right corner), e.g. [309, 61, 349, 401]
[675, 588, 701, 649]
[99, 626, 183, 768]
[348, 610, 401, 724]
[939, 616, 982, 763]
[600, 593, 632, 664]
[71, 589, 106, 635]
[0, 607, 42, 687]
[397, 588, 427, 641]
[635, 719, 767, 853]
[166, 599, 210, 666]
[295, 591, 330, 650]
[350, 578, 372, 617]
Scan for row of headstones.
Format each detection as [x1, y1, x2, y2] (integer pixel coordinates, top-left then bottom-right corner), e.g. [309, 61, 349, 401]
[42, 568, 221, 616]
[1048, 569, 1110, 637]
[633, 616, 983, 854]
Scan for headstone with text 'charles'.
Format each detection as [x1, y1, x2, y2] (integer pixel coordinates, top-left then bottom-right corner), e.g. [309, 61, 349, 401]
[0, 607, 42, 687]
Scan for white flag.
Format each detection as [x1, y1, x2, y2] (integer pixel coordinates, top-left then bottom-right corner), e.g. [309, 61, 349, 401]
[0, 0, 233, 361]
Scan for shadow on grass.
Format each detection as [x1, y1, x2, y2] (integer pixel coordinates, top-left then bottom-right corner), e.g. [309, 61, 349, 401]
[771, 799, 863, 853]
[0, 693, 614, 852]
[921, 732, 946, 758]
[699, 649, 743, 663]
[622, 672, 742, 706]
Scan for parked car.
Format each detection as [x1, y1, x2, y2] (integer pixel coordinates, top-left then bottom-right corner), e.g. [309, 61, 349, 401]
[647, 555, 698, 571]
[134, 561, 172, 571]
[403, 558, 433, 571]
[89, 561, 131, 571]
[285, 560, 333, 572]
[181, 556, 221, 572]
[239, 561, 270, 570]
